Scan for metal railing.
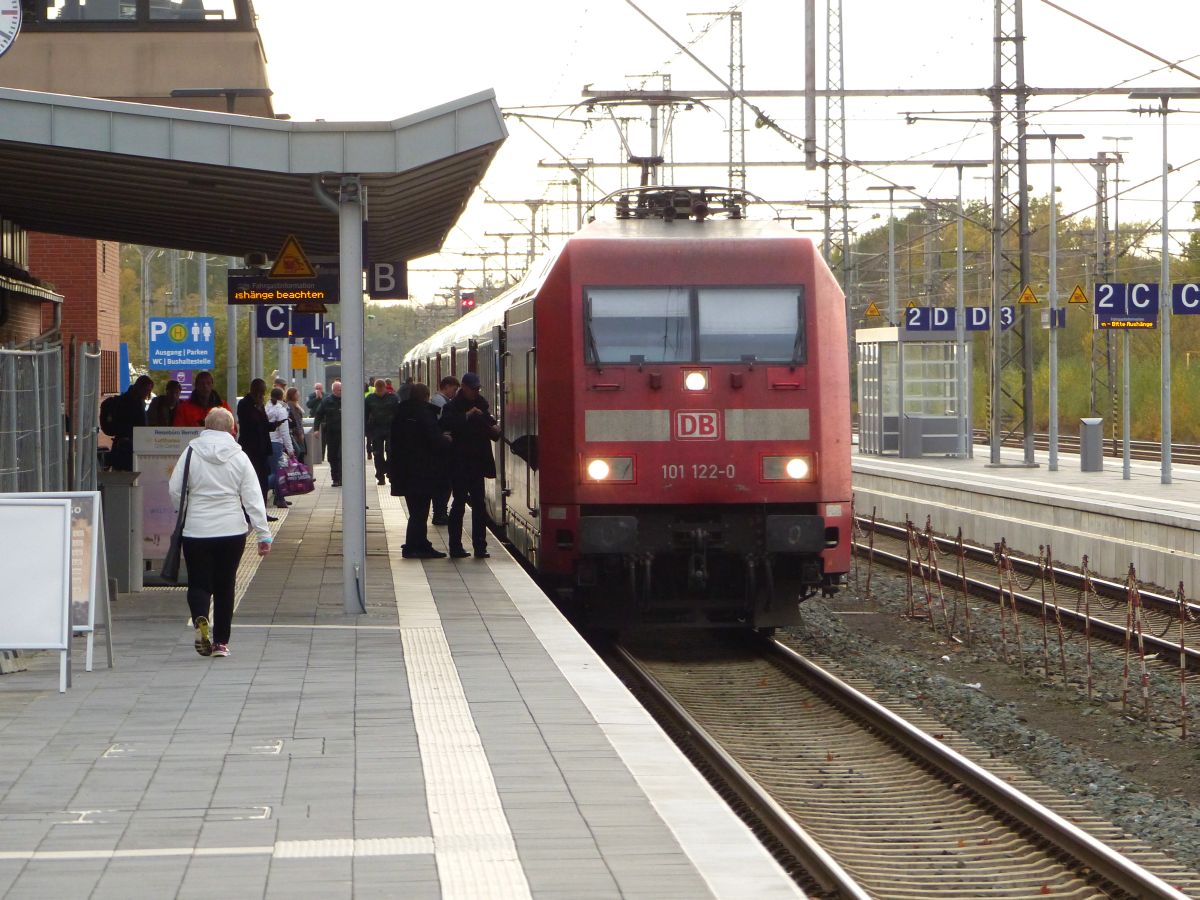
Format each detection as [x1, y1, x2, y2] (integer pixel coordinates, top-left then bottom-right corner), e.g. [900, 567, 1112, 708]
[0, 343, 65, 493]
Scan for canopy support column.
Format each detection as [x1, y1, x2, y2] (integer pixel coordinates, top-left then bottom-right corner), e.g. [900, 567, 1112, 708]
[338, 176, 366, 614]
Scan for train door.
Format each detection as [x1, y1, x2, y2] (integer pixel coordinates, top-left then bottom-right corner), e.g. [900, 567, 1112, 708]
[475, 327, 507, 527]
[503, 300, 539, 563]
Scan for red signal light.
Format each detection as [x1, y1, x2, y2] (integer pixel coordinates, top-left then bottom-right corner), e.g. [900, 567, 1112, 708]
[460, 292, 476, 314]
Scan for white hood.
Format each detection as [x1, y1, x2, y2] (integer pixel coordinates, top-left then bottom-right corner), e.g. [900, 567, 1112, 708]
[188, 429, 244, 464]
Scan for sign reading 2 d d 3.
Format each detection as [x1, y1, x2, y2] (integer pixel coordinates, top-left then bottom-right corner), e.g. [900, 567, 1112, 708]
[1095, 282, 1158, 329]
[148, 317, 215, 370]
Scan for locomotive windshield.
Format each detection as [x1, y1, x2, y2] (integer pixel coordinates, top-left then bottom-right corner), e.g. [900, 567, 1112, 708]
[585, 286, 805, 365]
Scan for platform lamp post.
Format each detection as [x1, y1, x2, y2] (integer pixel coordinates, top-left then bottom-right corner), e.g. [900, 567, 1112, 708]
[867, 185, 915, 325]
[1027, 133, 1083, 472]
[933, 162, 988, 458]
[1129, 90, 1200, 485]
[1102, 136, 1132, 479]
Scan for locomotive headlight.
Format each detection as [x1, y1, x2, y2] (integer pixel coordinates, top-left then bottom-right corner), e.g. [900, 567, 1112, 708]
[762, 455, 815, 482]
[683, 369, 709, 391]
[585, 457, 635, 482]
[587, 459, 611, 481]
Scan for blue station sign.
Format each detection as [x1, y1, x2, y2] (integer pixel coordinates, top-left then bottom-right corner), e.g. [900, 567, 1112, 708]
[1171, 283, 1200, 315]
[1094, 282, 1159, 329]
[148, 317, 215, 370]
[904, 306, 1015, 332]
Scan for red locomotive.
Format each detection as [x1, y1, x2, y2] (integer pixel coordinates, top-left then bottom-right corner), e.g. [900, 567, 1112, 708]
[404, 187, 851, 629]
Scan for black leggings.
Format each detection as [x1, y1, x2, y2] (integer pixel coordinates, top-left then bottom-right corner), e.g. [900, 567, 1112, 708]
[182, 534, 246, 644]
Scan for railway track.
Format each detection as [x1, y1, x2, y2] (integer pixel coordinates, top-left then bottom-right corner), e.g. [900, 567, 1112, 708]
[617, 633, 1198, 899]
[853, 518, 1200, 673]
[970, 431, 1200, 466]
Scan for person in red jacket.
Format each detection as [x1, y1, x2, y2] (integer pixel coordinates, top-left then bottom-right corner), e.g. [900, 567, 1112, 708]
[174, 371, 232, 429]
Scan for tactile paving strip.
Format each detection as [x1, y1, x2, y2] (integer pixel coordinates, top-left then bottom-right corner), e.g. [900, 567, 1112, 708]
[377, 486, 532, 899]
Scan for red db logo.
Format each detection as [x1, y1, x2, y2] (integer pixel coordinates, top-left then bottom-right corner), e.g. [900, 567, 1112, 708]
[674, 411, 720, 440]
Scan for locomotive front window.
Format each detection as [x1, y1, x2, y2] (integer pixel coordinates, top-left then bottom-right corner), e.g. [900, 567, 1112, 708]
[697, 287, 804, 364]
[586, 287, 692, 363]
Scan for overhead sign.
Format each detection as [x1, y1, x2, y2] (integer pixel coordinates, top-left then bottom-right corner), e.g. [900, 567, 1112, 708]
[1040, 308, 1066, 329]
[255, 304, 291, 338]
[290, 345, 309, 370]
[228, 273, 339, 305]
[906, 306, 1015, 332]
[270, 235, 317, 278]
[369, 261, 408, 300]
[290, 312, 324, 338]
[1068, 284, 1089, 304]
[864, 301, 882, 318]
[148, 317, 215, 370]
[1095, 282, 1158, 329]
[1018, 285, 1039, 305]
[294, 301, 327, 315]
[1171, 283, 1200, 315]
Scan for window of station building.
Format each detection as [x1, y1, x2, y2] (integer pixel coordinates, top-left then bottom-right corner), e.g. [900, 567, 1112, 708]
[586, 287, 692, 364]
[29, 0, 246, 26]
[1, 219, 30, 272]
[697, 287, 805, 365]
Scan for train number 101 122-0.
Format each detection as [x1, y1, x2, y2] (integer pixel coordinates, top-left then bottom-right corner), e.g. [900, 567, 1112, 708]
[662, 463, 736, 480]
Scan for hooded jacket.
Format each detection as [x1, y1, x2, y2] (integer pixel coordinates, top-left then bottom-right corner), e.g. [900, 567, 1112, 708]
[168, 429, 272, 542]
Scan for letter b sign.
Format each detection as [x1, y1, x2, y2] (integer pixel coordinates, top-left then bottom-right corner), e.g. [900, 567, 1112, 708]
[369, 262, 408, 299]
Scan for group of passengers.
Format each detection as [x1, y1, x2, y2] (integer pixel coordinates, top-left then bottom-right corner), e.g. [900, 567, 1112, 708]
[105, 369, 499, 663]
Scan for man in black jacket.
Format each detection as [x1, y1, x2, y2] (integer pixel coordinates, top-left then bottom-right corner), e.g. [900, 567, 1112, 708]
[313, 381, 343, 486]
[388, 383, 450, 559]
[439, 372, 500, 559]
[365, 378, 400, 486]
[107, 375, 154, 471]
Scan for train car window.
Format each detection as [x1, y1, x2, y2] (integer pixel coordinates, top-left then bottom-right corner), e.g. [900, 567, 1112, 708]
[150, 0, 238, 20]
[43, 0, 136, 20]
[697, 287, 805, 364]
[586, 287, 692, 364]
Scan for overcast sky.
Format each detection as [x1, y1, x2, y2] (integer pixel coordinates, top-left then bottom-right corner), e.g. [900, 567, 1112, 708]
[252, 0, 1200, 301]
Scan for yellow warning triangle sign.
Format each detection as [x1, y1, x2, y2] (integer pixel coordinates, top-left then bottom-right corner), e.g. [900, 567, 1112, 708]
[864, 301, 882, 318]
[269, 234, 317, 279]
[1018, 285, 1039, 305]
[1068, 284, 1089, 304]
[906, 300, 918, 309]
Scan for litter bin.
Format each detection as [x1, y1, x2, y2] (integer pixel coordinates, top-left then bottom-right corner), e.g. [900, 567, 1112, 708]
[1080, 417, 1104, 472]
[98, 469, 143, 593]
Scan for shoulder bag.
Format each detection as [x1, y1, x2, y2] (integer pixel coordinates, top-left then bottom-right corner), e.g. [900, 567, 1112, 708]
[160, 447, 193, 583]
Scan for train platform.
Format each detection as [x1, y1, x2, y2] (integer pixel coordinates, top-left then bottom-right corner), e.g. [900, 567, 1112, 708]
[853, 443, 1200, 590]
[0, 465, 801, 898]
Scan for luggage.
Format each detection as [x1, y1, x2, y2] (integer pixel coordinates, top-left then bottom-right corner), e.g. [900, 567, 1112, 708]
[277, 457, 315, 497]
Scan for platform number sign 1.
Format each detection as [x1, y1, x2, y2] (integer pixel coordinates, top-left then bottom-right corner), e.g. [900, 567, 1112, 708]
[0, 0, 22, 59]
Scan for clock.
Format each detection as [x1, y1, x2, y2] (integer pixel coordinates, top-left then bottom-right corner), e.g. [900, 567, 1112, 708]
[0, 0, 21, 59]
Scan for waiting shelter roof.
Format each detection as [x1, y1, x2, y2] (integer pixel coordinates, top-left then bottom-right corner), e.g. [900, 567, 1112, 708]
[0, 87, 506, 262]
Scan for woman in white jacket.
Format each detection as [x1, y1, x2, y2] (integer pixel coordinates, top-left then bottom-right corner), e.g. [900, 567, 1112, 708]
[169, 407, 272, 658]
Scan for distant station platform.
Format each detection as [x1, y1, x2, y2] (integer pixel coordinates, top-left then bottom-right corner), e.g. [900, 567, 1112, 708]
[854, 445, 1200, 590]
[0, 464, 799, 898]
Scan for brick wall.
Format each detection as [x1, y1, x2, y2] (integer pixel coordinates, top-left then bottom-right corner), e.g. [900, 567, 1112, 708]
[0, 294, 46, 345]
[30, 234, 121, 354]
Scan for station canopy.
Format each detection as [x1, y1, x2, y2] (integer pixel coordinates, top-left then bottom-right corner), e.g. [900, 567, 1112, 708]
[0, 87, 506, 262]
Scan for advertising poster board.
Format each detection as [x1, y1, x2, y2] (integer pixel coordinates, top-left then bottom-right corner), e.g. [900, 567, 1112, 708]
[0, 498, 73, 692]
[134, 427, 202, 579]
[7, 491, 115, 672]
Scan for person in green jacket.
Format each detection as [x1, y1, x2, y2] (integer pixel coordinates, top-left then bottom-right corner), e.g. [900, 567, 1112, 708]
[364, 378, 400, 485]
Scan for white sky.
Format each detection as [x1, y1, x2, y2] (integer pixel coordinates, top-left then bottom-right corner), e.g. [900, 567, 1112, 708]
[252, 0, 1200, 301]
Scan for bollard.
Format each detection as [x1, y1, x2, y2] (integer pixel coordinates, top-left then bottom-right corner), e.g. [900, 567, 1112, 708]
[1080, 417, 1104, 472]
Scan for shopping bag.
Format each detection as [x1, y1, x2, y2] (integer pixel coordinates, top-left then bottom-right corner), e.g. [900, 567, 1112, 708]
[279, 457, 315, 497]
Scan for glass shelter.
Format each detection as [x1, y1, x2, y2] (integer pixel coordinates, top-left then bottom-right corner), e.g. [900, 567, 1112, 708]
[856, 326, 971, 458]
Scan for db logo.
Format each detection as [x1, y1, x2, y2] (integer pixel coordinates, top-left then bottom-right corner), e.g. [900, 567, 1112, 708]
[674, 410, 720, 440]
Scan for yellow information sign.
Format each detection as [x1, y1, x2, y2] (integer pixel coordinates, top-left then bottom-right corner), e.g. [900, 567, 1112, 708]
[290, 344, 309, 370]
[269, 235, 317, 279]
[1019, 285, 1039, 305]
[1068, 284, 1089, 304]
[864, 301, 882, 318]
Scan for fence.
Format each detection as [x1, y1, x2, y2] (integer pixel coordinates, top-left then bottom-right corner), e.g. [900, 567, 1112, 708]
[73, 341, 102, 492]
[0, 343, 65, 492]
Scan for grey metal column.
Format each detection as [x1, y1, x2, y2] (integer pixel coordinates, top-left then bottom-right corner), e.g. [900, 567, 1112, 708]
[226, 256, 239, 404]
[1158, 101, 1172, 485]
[338, 176, 366, 614]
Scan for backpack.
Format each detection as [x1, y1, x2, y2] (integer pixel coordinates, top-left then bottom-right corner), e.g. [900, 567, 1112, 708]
[99, 395, 122, 437]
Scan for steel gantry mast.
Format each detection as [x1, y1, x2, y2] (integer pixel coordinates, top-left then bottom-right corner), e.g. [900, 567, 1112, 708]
[824, 0, 851, 356]
[989, 0, 1035, 466]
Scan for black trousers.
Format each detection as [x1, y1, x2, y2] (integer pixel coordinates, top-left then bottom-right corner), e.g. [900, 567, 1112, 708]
[182, 534, 246, 644]
[404, 493, 433, 551]
[448, 471, 488, 553]
[370, 433, 388, 481]
[326, 433, 342, 483]
[432, 471, 451, 520]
